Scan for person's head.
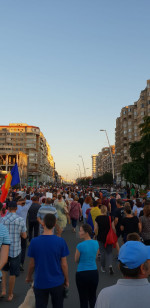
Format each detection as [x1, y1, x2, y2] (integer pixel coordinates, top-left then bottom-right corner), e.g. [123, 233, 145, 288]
[57, 194, 62, 201]
[8, 201, 17, 212]
[26, 194, 30, 200]
[124, 203, 132, 214]
[118, 241, 150, 278]
[43, 213, 56, 230]
[93, 201, 98, 207]
[127, 232, 141, 242]
[101, 205, 107, 215]
[45, 198, 53, 205]
[84, 196, 92, 205]
[116, 199, 123, 208]
[143, 202, 150, 217]
[17, 198, 26, 206]
[31, 196, 39, 202]
[74, 195, 79, 202]
[136, 200, 142, 208]
[79, 224, 92, 239]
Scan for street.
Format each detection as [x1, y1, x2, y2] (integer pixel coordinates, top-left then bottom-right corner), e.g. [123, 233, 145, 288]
[0, 223, 121, 308]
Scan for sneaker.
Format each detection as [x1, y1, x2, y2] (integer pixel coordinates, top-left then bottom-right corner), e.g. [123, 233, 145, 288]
[109, 266, 114, 275]
[101, 266, 106, 273]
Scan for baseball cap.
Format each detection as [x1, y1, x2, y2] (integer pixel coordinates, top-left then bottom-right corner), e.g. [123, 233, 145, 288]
[118, 241, 150, 269]
[8, 201, 17, 208]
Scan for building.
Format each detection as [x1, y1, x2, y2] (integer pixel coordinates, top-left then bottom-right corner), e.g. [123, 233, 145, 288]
[91, 155, 98, 178]
[115, 79, 150, 182]
[97, 146, 115, 177]
[92, 146, 115, 179]
[0, 123, 55, 186]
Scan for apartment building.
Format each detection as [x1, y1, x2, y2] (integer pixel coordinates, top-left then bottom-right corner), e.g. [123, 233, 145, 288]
[97, 146, 115, 177]
[115, 79, 150, 182]
[91, 154, 98, 178]
[0, 123, 55, 186]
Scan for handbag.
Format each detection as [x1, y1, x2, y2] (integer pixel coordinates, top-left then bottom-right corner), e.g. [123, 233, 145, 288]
[18, 285, 35, 308]
[104, 216, 118, 248]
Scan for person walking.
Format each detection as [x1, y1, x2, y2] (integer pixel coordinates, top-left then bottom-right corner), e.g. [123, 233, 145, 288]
[139, 201, 150, 245]
[75, 224, 99, 308]
[94, 205, 115, 274]
[54, 194, 68, 237]
[26, 213, 69, 308]
[1, 201, 27, 301]
[120, 203, 141, 243]
[82, 196, 92, 224]
[37, 197, 57, 234]
[28, 196, 41, 242]
[69, 195, 82, 232]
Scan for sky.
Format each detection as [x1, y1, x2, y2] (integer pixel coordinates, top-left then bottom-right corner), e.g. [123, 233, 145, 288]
[0, 0, 150, 181]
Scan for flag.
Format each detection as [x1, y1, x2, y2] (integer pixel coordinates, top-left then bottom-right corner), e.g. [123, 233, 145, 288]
[0, 163, 20, 202]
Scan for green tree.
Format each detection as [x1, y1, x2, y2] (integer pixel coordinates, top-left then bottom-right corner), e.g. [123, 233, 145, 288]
[121, 116, 150, 186]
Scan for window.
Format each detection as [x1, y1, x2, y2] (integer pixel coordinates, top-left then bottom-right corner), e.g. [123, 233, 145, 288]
[141, 103, 144, 108]
[134, 111, 137, 116]
[134, 133, 138, 137]
[141, 111, 145, 116]
[123, 110, 126, 115]
[134, 125, 137, 130]
[128, 128, 132, 132]
[128, 121, 132, 125]
[124, 130, 127, 134]
[128, 108, 132, 112]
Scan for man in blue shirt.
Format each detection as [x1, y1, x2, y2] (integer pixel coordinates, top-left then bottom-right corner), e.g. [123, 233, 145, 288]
[26, 213, 69, 308]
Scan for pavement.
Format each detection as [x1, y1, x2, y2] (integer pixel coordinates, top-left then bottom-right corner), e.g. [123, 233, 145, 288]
[0, 223, 122, 308]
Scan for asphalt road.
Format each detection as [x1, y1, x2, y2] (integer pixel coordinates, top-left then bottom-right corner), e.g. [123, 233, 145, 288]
[0, 224, 122, 308]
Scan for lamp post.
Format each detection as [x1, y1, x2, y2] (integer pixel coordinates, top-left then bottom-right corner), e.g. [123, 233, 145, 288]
[75, 168, 79, 179]
[77, 164, 81, 178]
[79, 155, 86, 177]
[100, 129, 115, 180]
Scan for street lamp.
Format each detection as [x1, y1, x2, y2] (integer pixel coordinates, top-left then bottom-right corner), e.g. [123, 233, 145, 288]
[77, 164, 81, 178]
[100, 129, 115, 180]
[75, 168, 79, 178]
[79, 155, 86, 177]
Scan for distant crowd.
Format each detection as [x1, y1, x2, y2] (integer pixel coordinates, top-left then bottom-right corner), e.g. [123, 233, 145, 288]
[0, 185, 150, 308]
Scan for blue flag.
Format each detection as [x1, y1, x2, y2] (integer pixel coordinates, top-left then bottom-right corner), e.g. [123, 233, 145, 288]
[11, 163, 20, 186]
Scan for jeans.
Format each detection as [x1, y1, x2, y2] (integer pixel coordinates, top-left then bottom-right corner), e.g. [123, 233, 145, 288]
[76, 270, 99, 308]
[28, 221, 39, 242]
[71, 218, 77, 228]
[99, 242, 112, 269]
[34, 284, 64, 308]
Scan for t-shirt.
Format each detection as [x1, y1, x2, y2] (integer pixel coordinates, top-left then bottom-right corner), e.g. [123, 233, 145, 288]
[110, 198, 117, 216]
[121, 216, 139, 236]
[37, 205, 58, 234]
[114, 207, 125, 236]
[95, 215, 111, 243]
[90, 207, 101, 224]
[133, 205, 143, 217]
[76, 240, 99, 272]
[28, 235, 69, 289]
[28, 203, 41, 222]
[95, 279, 150, 308]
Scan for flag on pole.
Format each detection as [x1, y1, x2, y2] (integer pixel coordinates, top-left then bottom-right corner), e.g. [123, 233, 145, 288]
[0, 163, 20, 202]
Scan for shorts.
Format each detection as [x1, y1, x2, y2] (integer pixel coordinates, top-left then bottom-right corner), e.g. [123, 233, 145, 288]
[3, 253, 21, 277]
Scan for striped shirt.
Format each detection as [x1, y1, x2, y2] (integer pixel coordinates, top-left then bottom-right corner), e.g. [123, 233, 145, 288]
[2, 213, 26, 258]
[0, 223, 10, 277]
[37, 205, 58, 234]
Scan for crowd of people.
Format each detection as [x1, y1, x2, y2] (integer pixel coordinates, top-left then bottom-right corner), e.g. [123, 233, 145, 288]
[0, 184, 150, 307]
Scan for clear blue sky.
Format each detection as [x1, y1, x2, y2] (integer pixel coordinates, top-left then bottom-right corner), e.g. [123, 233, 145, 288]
[0, 0, 150, 180]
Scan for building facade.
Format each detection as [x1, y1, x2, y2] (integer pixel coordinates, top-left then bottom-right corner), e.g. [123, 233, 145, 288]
[0, 123, 55, 186]
[115, 79, 150, 182]
[92, 146, 115, 178]
[91, 155, 98, 178]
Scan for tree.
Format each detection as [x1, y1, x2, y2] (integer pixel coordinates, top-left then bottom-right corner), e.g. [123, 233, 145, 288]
[121, 116, 150, 186]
